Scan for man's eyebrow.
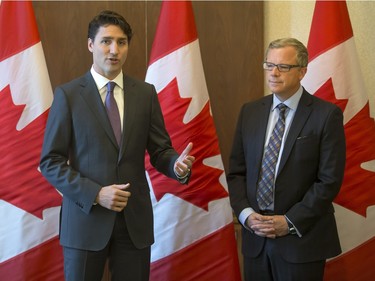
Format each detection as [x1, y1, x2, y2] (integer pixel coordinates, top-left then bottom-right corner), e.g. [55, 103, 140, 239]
[101, 36, 127, 40]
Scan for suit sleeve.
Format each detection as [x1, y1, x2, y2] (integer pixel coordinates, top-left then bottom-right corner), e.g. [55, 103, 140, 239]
[286, 105, 346, 234]
[39, 87, 101, 214]
[227, 105, 252, 218]
[146, 85, 180, 180]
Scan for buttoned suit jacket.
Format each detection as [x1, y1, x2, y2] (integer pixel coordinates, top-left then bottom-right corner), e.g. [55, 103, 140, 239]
[227, 89, 346, 263]
[40, 72, 180, 251]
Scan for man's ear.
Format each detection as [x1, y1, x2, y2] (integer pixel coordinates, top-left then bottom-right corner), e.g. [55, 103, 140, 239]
[299, 66, 308, 81]
[88, 38, 93, 53]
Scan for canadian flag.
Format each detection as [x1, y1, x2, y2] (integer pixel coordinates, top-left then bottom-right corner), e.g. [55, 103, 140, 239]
[302, 1, 375, 280]
[0, 1, 63, 280]
[145, 1, 241, 280]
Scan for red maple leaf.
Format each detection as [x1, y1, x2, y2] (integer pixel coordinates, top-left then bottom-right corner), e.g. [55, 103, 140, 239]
[145, 78, 228, 210]
[0, 85, 61, 219]
[314, 78, 348, 112]
[314, 78, 375, 216]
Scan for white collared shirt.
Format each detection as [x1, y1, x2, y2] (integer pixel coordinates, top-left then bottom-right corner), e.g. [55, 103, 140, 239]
[90, 66, 124, 131]
[265, 86, 303, 180]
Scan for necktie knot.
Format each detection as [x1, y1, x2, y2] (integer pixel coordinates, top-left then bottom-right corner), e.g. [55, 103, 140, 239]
[107, 81, 116, 93]
[277, 103, 287, 119]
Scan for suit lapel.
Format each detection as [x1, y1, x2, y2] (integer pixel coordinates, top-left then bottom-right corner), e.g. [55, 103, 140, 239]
[277, 90, 313, 176]
[79, 72, 119, 148]
[119, 75, 137, 160]
[255, 96, 273, 167]
[246, 96, 273, 200]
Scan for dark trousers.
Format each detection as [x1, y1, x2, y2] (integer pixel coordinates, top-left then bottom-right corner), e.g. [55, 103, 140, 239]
[63, 212, 151, 281]
[243, 238, 325, 281]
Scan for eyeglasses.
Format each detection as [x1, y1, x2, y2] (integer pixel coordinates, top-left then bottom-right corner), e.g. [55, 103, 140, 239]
[263, 62, 301, 72]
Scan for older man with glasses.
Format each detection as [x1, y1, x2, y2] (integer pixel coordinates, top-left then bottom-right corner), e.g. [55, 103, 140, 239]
[227, 38, 346, 281]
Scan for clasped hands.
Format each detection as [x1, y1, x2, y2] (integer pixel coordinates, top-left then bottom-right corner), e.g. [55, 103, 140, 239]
[246, 212, 290, 238]
[95, 142, 195, 212]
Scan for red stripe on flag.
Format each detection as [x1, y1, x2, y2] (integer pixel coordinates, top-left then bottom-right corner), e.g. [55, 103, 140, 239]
[148, 1, 198, 65]
[150, 223, 241, 281]
[147, 1, 241, 280]
[307, 1, 353, 61]
[0, 237, 64, 281]
[0, 1, 63, 280]
[325, 236, 375, 281]
[338, 103, 375, 216]
[0, 1, 40, 62]
[306, 1, 375, 280]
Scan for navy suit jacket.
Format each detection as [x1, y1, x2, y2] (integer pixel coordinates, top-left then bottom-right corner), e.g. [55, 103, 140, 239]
[40, 72, 180, 250]
[227, 89, 346, 263]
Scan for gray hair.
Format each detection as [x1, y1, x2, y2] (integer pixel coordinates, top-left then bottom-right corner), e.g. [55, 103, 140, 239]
[265, 38, 308, 67]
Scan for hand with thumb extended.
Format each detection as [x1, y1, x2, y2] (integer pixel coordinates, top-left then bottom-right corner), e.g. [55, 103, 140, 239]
[174, 142, 195, 177]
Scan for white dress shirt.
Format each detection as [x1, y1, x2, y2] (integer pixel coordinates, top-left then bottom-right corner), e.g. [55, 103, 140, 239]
[90, 66, 124, 131]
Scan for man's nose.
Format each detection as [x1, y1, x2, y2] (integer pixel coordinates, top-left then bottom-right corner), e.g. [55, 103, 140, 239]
[270, 66, 280, 75]
[110, 42, 119, 54]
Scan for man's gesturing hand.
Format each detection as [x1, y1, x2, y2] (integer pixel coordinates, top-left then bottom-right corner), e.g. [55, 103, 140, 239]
[174, 142, 195, 178]
[96, 184, 131, 212]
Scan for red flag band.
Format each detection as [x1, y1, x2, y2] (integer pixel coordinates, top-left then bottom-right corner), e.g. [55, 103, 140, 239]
[302, 1, 375, 280]
[0, 1, 63, 280]
[145, 1, 241, 280]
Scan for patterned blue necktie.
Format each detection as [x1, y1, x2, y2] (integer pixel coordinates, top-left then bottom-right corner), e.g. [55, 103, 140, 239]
[257, 103, 288, 210]
[105, 81, 122, 145]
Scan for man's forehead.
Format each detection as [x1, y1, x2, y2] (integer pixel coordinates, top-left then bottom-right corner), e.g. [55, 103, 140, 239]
[267, 47, 297, 60]
[96, 25, 127, 38]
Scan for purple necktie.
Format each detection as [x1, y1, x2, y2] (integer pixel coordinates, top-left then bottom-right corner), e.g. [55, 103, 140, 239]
[105, 81, 121, 145]
[257, 103, 288, 210]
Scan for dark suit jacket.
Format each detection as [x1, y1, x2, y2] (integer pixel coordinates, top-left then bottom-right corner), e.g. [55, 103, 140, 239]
[227, 89, 346, 263]
[40, 72, 180, 251]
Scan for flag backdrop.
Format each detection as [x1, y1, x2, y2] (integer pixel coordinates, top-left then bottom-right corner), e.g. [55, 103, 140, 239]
[302, 1, 375, 280]
[0, 1, 63, 280]
[145, 1, 241, 280]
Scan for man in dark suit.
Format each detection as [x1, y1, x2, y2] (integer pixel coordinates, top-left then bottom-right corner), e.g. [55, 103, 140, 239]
[40, 10, 195, 281]
[227, 38, 346, 281]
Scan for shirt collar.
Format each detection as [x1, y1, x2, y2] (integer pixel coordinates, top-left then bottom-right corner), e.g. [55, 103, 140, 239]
[90, 66, 124, 91]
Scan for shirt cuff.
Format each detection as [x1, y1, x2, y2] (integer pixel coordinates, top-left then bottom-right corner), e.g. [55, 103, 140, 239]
[239, 207, 255, 232]
[284, 215, 302, 237]
[174, 169, 190, 184]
